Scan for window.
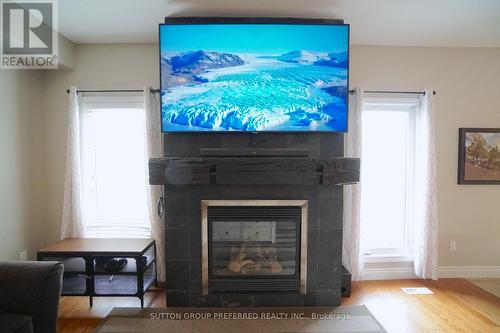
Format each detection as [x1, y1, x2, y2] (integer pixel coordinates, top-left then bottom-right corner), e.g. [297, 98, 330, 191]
[80, 93, 150, 238]
[360, 95, 420, 259]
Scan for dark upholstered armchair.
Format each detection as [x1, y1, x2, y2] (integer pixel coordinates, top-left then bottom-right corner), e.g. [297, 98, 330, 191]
[0, 261, 63, 333]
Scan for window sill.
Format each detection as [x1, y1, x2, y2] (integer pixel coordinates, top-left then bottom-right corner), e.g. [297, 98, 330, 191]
[364, 253, 414, 263]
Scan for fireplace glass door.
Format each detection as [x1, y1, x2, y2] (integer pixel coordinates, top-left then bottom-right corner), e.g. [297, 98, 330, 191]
[204, 203, 306, 294]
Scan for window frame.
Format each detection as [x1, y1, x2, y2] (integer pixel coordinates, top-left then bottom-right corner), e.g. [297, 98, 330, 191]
[361, 95, 420, 261]
[79, 92, 151, 239]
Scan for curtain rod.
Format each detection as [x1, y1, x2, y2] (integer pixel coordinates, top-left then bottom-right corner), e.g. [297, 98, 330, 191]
[67, 88, 436, 96]
[349, 89, 436, 96]
[66, 88, 160, 94]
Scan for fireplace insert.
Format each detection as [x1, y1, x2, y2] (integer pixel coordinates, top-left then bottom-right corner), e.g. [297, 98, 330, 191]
[201, 200, 308, 295]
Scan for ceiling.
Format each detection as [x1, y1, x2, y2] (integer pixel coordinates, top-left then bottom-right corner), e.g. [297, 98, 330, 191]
[59, 0, 500, 47]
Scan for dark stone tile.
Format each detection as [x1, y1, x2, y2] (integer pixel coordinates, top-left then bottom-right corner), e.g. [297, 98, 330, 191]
[221, 294, 255, 307]
[320, 134, 343, 158]
[315, 290, 341, 306]
[189, 213, 201, 229]
[163, 132, 344, 160]
[189, 260, 201, 291]
[166, 291, 190, 307]
[319, 185, 342, 197]
[189, 187, 203, 201]
[165, 193, 190, 228]
[190, 229, 201, 260]
[189, 292, 222, 307]
[164, 175, 345, 308]
[307, 228, 319, 264]
[166, 261, 189, 290]
[285, 294, 304, 307]
[306, 259, 318, 291]
[219, 134, 248, 147]
[342, 265, 352, 297]
[254, 294, 285, 307]
[302, 292, 317, 306]
[317, 260, 342, 290]
[188, 197, 202, 228]
[317, 229, 342, 260]
[307, 196, 319, 230]
[166, 229, 190, 260]
[319, 196, 343, 230]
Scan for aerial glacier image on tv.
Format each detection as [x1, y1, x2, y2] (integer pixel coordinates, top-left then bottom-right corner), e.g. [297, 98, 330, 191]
[160, 24, 349, 132]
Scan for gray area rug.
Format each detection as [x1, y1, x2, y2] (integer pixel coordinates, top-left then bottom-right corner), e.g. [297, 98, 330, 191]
[97, 306, 386, 333]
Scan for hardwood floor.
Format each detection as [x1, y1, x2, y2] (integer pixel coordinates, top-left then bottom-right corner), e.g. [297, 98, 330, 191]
[58, 279, 500, 333]
[58, 287, 166, 333]
[342, 279, 500, 333]
[468, 279, 500, 299]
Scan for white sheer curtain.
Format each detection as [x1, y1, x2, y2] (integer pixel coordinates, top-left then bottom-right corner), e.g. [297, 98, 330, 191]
[143, 87, 166, 282]
[61, 86, 85, 239]
[413, 89, 439, 279]
[343, 87, 364, 281]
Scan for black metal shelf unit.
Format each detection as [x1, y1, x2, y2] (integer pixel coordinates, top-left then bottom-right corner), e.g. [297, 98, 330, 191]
[37, 240, 157, 307]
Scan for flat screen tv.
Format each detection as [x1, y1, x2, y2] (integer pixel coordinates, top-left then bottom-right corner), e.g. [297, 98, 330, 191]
[159, 18, 349, 133]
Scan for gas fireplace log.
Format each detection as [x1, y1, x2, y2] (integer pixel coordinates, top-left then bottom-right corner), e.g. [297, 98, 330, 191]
[257, 246, 283, 274]
[228, 259, 257, 274]
[228, 245, 257, 274]
[227, 245, 283, 274]
[240, 262, 262, 275]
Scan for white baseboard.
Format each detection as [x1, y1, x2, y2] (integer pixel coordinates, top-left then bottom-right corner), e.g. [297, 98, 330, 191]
[363, 267, 418, 280]
[362, 266, 500, 280]
[438, 266, 500, 278]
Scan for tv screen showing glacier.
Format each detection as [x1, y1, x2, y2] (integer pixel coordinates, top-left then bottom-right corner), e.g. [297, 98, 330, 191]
[160, 23, 349, 132]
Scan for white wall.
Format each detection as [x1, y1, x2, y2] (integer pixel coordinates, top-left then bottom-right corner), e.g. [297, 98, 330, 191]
[350, 46, 500, 267]
[0, 32, 72, 260]
[11, 43, 500, 270]
[42, 44, 158, 244]
[0, 70, 44, 260]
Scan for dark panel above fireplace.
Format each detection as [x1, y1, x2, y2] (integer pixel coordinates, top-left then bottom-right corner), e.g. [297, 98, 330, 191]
[162, 133, 344, 159]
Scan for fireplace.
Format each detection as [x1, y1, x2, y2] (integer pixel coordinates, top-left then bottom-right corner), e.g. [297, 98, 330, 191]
[149, 133, 360, 307]
[201, 200, 308, 295]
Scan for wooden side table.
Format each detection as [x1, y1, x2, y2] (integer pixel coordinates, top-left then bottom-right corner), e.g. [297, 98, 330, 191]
[37, 238, 157, 307]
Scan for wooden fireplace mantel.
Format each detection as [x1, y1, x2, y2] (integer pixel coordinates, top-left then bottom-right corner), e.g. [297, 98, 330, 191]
[149, 156, 360, 186]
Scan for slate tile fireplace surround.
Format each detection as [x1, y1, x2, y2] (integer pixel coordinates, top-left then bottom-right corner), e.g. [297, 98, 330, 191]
[149, 133, 359, 307]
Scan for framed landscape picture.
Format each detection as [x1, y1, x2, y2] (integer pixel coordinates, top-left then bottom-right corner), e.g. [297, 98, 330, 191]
[458, 128, 500, 184]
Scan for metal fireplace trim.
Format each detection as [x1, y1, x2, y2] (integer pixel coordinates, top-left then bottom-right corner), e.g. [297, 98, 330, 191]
[201, 199, 308, 296]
